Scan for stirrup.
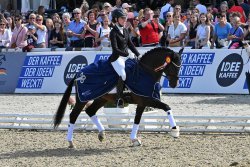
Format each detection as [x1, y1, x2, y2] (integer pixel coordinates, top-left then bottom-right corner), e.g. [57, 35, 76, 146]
[116, 98, 124, 108]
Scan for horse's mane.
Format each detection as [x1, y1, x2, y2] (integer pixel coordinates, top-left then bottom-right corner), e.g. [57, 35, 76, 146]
[141, 47, 174, 61]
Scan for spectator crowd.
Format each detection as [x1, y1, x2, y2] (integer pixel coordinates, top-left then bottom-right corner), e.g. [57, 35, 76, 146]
[1, 0, 250, 51]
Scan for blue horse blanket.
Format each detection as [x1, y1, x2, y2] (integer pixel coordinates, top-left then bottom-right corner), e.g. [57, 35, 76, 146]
[75, 59, 161, 102]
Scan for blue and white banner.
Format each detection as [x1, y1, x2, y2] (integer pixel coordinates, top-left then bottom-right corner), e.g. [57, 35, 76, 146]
[15, 51, 97, 93]
[9, 48, 250, 94]
[162, 49, 249, 94]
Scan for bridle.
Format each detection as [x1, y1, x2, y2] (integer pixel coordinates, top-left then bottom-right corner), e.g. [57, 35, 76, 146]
[139, 55, 181, 80]
[154, 57, 181, 80]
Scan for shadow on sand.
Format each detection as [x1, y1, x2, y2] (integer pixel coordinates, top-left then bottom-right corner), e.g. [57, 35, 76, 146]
[0, 145, 130, 160]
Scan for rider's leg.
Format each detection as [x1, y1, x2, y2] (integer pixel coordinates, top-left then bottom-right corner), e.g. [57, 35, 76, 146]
[116, 77, 125, 107]
[111, 57, 126, 108]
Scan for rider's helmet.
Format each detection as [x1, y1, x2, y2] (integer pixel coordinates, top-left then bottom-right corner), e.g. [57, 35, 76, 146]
[112, 8, 127, 22]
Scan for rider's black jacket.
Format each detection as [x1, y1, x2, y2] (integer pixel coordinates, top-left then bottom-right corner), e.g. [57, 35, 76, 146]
[109, 25, 140, 62]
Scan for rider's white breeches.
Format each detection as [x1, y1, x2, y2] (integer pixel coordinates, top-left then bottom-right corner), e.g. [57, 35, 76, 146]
[111, 56, 127, 81]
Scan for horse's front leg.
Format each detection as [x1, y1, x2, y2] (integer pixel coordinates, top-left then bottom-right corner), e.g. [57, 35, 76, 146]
[85, 98, 107, 142]
[143, 98, 180, 138]
[67, 101, 86, 148]
[130, 106, 145, 147]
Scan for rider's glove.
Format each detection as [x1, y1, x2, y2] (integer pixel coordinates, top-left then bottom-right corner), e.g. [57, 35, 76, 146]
[138, 55, 142, 60]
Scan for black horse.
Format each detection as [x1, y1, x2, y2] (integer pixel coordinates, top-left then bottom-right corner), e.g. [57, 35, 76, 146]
[54, 47, 183, 148]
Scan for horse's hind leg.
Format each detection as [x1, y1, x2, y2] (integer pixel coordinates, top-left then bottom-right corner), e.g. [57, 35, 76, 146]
[67, 101, 86, 148]
[85, 98, 107, 142]
[130, 106, 145, 147]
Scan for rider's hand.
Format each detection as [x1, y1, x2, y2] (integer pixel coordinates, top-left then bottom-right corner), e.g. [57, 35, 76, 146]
[138, 55, 142, 60]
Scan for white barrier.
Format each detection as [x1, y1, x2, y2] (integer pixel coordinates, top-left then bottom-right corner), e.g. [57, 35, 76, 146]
[0, 113, 250, 133]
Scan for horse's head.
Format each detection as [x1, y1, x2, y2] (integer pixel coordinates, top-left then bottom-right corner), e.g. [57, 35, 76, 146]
[140, 47, 182, 88]
[163, 48, 182, 88]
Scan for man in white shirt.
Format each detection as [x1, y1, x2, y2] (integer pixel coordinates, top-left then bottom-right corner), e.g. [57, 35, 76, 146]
[193, 0, 207, 14]
[160, 0, 175, 21]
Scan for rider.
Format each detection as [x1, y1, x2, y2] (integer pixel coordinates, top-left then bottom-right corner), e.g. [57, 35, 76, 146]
[109, 8, 141, 108]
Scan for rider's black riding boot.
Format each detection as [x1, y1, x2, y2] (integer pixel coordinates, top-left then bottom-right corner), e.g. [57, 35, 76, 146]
[116, 77, 124, 108]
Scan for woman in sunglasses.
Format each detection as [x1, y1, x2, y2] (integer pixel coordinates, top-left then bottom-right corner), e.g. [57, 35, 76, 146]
[160, 11, 173, 47]
[9, 15, 27, 49]
[0, 19, 12, 48]
[33, 15, 47, 48]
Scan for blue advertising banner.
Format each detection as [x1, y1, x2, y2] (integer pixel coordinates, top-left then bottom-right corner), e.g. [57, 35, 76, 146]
[162, 49, 249, 94]
[0, 52, 26, 93]
[16, 55, 62, 89]
[163, 52, 215, 88]
[15, 51, 96, 93]
[0, 48, 248, 94]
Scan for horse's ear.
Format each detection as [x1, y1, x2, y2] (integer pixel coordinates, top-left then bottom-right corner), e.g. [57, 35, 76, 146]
[178, 47, 184, 55]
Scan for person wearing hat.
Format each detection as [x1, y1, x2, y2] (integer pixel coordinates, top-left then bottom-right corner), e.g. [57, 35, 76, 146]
[103, 2, 112, 9]
[109, 8, 141, 108]
[22, 24, 37, 52]
[122, 3, 132, 12]
[122, 3, 134, 21]
[103, 2, 112, 20]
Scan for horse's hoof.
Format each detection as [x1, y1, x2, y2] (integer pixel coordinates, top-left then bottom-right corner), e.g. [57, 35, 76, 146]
[68, 141, 75, 149]
[98, 131, 105, 142]
[169, 126, 180, 138]
[131, 138, 142, 147]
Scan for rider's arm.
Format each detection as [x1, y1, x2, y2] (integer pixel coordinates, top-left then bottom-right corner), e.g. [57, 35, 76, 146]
[110, 30, 129, 57]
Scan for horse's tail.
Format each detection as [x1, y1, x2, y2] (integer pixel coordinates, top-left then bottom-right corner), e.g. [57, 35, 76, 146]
[53, 77, 75, 129]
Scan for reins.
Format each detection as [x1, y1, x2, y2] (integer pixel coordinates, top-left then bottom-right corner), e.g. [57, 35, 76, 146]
[139, 58, 180, 79]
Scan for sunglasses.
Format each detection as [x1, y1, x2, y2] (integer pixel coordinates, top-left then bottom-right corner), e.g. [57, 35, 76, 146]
[15, 19, 20, 21]
[133, 19, 139, 21]
[0, 24, 5, 25]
